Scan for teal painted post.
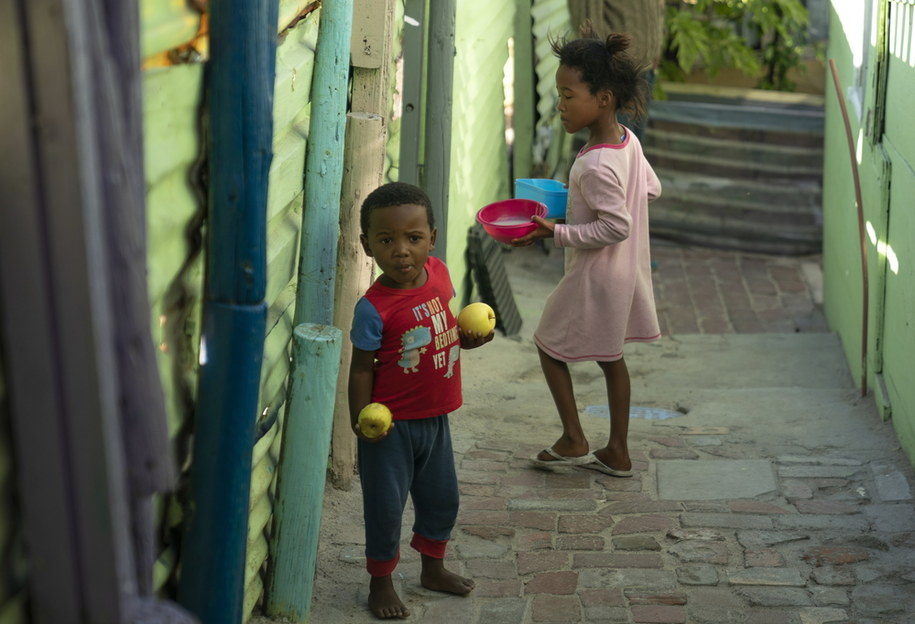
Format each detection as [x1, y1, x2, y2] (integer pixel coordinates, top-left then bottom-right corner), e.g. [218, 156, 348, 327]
[294, 0, 354, 327]
[267, 0, 352, 618]
[266, 323, 343, 619]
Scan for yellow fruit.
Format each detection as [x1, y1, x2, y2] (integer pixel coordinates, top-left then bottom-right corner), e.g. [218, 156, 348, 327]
[457, 302, 496, 335]
[358, 402, 393, 439]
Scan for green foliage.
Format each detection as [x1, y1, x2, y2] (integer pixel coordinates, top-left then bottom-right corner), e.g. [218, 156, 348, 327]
[660, 0, 811, 91]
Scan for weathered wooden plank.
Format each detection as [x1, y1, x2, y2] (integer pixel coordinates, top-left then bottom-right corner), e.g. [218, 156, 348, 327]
[351, 0, 385, 69]
[330, 114, 385, 488]
[329, 0, 395, 488]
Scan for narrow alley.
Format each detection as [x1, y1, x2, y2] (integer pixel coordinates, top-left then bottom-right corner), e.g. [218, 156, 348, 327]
[298, 241, 915, 624]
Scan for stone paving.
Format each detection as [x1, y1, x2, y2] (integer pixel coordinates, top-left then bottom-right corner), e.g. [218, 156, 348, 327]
[300, 242, 915, 624]
[650, 241, 827, 335]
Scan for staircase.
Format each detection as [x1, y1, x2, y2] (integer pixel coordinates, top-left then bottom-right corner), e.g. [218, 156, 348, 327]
[644, 84, 825, 255]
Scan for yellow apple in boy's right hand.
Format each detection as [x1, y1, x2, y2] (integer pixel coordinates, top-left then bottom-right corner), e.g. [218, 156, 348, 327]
[357, 402, 393, 439]
[458, 302, 496, 336]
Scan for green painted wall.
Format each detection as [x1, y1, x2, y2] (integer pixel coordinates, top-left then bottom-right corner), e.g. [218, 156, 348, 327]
[823, 1, 915, 466]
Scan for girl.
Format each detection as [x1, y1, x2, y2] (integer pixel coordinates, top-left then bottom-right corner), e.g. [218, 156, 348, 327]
[511, 28, 661, 477]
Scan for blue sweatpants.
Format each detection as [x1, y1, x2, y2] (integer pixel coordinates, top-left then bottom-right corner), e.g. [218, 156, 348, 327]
[358, 414, 459, 577]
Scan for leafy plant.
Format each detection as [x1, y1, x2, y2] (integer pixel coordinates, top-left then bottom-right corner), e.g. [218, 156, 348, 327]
[660, 0, 812, 91]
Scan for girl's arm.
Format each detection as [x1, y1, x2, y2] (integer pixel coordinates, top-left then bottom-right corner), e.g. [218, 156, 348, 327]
[554, 166, 631, 248]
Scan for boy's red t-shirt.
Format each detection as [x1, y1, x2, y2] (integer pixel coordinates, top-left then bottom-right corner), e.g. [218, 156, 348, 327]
[351, 256, 462, 420]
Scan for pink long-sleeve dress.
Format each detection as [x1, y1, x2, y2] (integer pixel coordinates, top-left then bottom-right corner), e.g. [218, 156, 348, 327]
[533, 130, 662, 362]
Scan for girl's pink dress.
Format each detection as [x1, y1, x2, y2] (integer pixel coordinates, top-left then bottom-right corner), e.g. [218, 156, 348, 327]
[534, 130, 662, 362]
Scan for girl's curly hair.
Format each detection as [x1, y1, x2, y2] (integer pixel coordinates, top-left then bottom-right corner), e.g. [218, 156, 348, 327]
[550, 22, 649, 125]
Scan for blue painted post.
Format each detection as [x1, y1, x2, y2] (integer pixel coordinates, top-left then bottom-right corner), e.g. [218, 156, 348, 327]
[177, 0, 278, 620]
[266, 324, 343, 619]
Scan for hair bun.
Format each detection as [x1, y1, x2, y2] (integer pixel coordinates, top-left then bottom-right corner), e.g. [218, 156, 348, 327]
[604, 33, 631, 56]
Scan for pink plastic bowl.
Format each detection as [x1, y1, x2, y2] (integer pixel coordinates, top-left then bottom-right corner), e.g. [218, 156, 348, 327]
[476, 199, 547, 244]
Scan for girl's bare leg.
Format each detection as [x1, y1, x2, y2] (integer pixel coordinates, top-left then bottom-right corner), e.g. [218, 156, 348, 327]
[593, 358, 632, 471]
[535, 346, 590, 461]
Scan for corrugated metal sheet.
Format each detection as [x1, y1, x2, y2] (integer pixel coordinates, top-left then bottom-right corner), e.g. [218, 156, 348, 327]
[244, 419, 281, 618]
[531, 0, 568, 121]
[449, 0, 516, 300]
[531, 0, 571, 178]
[143, 59, 206, 599]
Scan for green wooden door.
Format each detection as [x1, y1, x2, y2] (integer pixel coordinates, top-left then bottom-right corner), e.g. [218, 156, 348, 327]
[873, 0, 915, 463]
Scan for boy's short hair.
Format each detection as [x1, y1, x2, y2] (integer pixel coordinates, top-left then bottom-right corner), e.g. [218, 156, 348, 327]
[360, 182, 435, 235]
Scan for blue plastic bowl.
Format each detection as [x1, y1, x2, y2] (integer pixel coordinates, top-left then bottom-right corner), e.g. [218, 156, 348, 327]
[514, 178, 568, 219]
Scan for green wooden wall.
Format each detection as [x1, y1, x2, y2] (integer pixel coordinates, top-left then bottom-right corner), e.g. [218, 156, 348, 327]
[823, 1, 915, 466]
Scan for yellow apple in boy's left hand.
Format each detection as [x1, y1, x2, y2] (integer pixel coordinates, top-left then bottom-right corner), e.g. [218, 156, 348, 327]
[458, 302, 496, 335]
[358, 402, 393, 439]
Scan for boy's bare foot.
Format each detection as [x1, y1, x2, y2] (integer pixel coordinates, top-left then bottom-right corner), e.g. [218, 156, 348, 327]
[369, 575, 410, 619]
[420, 555, 475, 595]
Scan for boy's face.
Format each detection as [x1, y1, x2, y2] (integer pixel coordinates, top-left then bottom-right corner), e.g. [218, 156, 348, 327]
[555, 64, 610, 135]
[360, 203, 437, 289]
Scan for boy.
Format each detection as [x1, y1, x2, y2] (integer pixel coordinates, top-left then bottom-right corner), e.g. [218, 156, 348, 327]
[348, 182, 493, 619]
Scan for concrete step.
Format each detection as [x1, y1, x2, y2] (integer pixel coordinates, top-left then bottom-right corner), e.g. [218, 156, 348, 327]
[655, 170, 822, 211]
[645, 129, 823, 171]
[646, 143, 823, 183]
[644, 84, 824, 254]
[651, 82, 825, 139]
